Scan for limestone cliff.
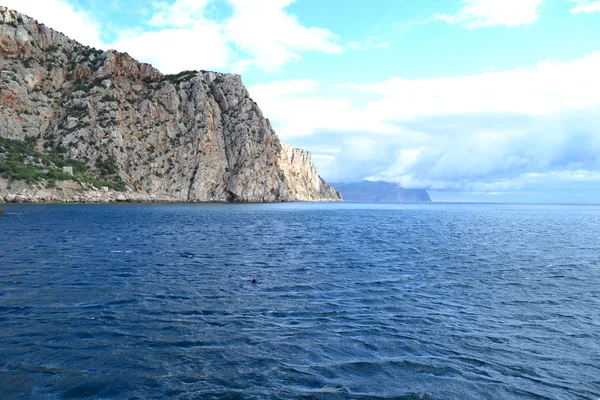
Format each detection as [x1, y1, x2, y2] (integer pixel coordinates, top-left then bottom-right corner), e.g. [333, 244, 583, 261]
[0, 7, 341, 202]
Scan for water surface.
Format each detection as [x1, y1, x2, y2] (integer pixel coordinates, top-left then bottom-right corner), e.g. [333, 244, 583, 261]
[1, 203, 599, 399]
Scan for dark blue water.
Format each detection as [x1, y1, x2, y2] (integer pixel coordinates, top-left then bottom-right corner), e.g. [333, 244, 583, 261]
[1, 203, 600, 399]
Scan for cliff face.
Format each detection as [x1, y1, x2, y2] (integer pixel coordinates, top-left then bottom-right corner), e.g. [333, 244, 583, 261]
[0, 7, 340, 202]
[332, 181, 431, 203]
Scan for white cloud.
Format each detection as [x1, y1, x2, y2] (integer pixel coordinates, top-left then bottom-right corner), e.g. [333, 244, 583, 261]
[110, 23, 231, 74]
[346, 37, 389, 51]
[224, 0, 342, 72]
[230, 58, 254, 74]
[258, 52, 600, 192]
[342, 51, 600, 120]
[3, 0, 374, 75]
[353, 111, 600, 191]
[568, 0, 600, 13]
[434, 0, 544, 28]
[365, 123, 600, 188]
[148, 0, 210, 27]
[1, 0, 103, 47]
[248, 80, 401, 138]
[250, 79, 319, 98]
[106, 0, 343, 74]
[106, 0, 231, 73]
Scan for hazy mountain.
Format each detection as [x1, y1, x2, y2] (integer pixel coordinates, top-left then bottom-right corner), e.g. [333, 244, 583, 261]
[332, 181, 431, 202]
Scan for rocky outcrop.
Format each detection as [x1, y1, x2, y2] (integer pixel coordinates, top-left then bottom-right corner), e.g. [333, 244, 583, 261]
[0, 177, 182, 203]
[332, 181, 431, 202]
[0, 7, 341, 202]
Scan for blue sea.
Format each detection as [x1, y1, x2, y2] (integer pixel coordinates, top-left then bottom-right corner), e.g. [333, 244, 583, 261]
[1, 203, 599, 399]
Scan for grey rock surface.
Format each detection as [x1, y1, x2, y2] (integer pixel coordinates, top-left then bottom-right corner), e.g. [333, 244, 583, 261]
[0, 7, 341, 202]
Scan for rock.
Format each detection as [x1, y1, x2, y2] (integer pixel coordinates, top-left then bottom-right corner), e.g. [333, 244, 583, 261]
[116, 194, 126, 202]
[0, 209, 5, 216]
[0, 6, 341, 203]
[34, 189, 54, 201]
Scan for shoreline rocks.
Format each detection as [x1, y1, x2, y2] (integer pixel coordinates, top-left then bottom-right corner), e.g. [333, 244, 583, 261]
[0, 178, 339, 204]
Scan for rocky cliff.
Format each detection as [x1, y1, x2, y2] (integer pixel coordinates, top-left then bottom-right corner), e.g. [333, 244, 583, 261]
[0, 7, 341, 202]
[332, 181, 431, 203]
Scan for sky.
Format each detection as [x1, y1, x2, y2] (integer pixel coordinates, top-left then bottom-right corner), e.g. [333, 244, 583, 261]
[2, 0, 600, 203]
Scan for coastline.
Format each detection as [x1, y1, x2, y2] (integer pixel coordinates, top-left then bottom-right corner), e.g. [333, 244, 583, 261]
[0, 178, 341, 204]
[0, 178, 177, 204]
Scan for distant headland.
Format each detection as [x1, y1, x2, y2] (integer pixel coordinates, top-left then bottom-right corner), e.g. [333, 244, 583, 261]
[332, 181, 431, 203]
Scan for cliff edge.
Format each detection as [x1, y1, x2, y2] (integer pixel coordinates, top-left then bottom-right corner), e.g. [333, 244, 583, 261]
[0, 7, 341, 202]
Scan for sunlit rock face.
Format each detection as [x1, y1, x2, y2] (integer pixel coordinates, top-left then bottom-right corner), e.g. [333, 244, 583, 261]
[0, 7, 341, 202]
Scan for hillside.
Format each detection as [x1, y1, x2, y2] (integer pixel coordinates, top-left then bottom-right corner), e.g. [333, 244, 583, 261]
[0, 7, 341, 203]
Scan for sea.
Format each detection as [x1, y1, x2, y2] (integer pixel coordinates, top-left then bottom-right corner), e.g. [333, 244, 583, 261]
[0, 202, 599, 400]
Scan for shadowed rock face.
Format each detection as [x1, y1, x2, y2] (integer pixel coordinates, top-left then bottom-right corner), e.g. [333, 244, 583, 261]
[0, 7, 341, 202]
[332, 181, 431, 203]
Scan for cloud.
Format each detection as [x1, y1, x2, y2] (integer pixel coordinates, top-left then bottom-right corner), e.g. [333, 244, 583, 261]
[224, 0, 342, 72]
[346, 36, 389, 51]
[568, 0, 600, 13]
[433, 0, 544, 28]
[1, 0, 103, 47]
[247, 80, 401, 138]
[250, 79, 319, 98]
[111, 26, 232, 74]
[4, 0, 345, 74]
[256, 52, 600, 194]
[365, 113, 600, 190]
[230, 58, 254, 74]
[148, 0, 211, 27]
[106, 0, 235, 73]
[342, 51, 600, 120]
[4, 0, 393, 76]
[105, 0, 343, 74]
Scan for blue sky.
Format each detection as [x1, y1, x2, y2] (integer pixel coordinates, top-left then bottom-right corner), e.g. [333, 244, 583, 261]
[3, 0, 600, 202]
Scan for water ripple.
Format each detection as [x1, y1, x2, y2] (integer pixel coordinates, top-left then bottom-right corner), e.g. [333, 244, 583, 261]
[1, 203, 600, 399]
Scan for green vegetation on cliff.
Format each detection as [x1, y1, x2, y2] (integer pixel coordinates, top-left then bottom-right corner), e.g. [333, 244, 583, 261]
[0, 137, 126, 191]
